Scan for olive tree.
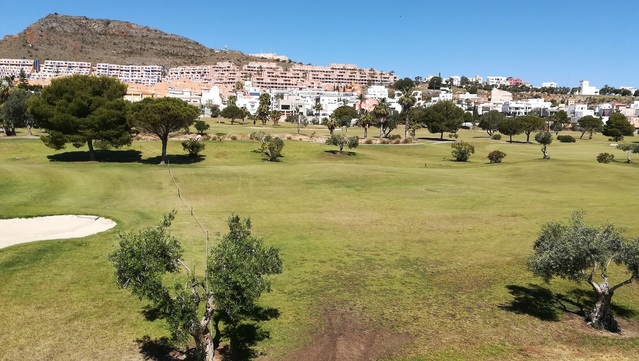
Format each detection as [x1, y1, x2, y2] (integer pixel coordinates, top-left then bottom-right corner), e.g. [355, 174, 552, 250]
[528, 211, 639, 332]
[109, 212, 282, 361]
[616, 143, 639, 163]
[128, 97, 200, 164]
[534, 131, 553, 159]
[326, 133, 359, 153]
[450, 141, 475, 162]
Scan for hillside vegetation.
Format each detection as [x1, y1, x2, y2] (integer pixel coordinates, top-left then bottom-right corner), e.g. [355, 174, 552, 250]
[0, 14, 282, 68]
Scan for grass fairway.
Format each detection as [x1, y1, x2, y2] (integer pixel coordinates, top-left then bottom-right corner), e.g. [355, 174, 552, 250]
[1, 125, 639, 360]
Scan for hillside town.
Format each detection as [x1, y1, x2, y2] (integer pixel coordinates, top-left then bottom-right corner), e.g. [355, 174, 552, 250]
[1, 57, 638, 127]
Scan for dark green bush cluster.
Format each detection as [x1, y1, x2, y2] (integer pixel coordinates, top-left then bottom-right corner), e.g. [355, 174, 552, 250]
[487, 150, 507, 163]
[491, 133, 502, 140]
[451, 141, 475, 162]
[596, 152, 615, 163]
[557, 135, 576, 143]
[181, 139, 205, 157]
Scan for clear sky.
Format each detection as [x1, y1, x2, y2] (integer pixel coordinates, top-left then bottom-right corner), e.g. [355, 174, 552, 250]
[1, 0, 637, 89]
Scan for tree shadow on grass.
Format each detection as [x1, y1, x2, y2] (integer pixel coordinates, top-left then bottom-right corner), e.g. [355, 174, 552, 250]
[217, 306, 280, 361]
[500, 284, 563, 321]
[501, 284, 639, 322]
[47, 149, 142, 163]
[140, 155, 206, 165]
[416, 136, 456, 142]
[135, 336, 188, 361]
[324, 150, 357, 156]
[558, 288, 638, 319]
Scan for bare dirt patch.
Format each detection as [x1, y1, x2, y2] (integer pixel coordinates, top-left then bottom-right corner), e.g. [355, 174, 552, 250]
[283, 307, 412, 361]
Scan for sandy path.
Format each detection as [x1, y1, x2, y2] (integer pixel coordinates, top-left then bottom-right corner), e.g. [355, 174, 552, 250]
[0, 215, 117, 249]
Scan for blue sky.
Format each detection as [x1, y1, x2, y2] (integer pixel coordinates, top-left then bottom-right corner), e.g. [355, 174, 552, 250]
[1, 0, 637, 88]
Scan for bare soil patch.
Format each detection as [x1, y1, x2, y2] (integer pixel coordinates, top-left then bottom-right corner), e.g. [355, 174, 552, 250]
[283, 307, 412, 361]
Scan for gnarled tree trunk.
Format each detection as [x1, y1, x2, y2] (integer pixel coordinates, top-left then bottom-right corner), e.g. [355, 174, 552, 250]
[587, 285, 618, 332]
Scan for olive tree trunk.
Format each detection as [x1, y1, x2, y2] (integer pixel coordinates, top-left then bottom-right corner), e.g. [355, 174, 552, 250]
[586, 276, 633, 332]
[587, 282, 618, 332]
[191, 296, 216, 361]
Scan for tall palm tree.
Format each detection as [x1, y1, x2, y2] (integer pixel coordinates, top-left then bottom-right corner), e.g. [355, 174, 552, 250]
[373, 98, 390, 138]
[398, 91, 416, 138]
[358, 111, 375, 139]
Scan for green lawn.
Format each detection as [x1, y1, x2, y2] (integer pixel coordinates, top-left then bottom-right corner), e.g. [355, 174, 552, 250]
[1, 125, 639, 360]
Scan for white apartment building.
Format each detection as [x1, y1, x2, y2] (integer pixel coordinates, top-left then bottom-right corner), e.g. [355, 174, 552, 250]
[31, 60, 92, 79]
[95, 63, 163, 86]
[0, 59, 35, 79]
[579, 80, 599, 95]
[566, 103, 594, 121]
[490, 88, 513, 104]
[541, 82, 557, 88]
[486, 76, 509, 87]
[365, 85, 389, 99]
[502, 98, 551, 116]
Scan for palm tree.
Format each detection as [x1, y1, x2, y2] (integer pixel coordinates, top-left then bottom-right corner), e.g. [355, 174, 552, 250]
[398, 91, 416, 138]
[358, 111, 375, 139]
[372, 98, 390, 138]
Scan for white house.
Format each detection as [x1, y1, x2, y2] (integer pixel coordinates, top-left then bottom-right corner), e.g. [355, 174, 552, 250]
[579, 80, 599, 96]
[566, 103, 594, 121]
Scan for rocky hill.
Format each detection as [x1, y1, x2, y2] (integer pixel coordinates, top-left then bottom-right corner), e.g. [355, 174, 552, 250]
[0, 13, 280, 68]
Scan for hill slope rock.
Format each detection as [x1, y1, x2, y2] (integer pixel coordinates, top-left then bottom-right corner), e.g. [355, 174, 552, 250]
[0, 13, 271, 68]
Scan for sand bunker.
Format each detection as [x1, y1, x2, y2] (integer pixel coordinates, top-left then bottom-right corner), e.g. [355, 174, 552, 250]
[0, 215, 117, 249]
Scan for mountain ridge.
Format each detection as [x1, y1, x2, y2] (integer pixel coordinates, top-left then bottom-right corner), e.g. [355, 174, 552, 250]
[0, 13, 284, 68]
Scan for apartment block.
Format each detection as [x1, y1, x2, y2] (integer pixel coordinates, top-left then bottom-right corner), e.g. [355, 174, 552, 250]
[95, 63, 163, 86]
[31, 60, 92, 80]
[0, 59, 35, 79]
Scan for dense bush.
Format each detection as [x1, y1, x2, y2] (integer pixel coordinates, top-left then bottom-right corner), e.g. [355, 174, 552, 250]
[380, 139, 389, 144]
[491, 133, 502, 140]
[390, 134, 402, 140]
[261, 135, 284, 161]
[364, 138, 373, 144]
[451, 141, 475, 162]
[596, 152, 615, 163]
[487, 150, 507, 163]
[557, 135, 576, 143]
[181, 139, 205, 157]
[401, 138, 412, 144]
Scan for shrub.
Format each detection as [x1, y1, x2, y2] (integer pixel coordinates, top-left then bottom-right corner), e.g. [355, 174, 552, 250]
[451, 141, 475, 162]
[181, 140, 205, 157]
[393, 139, 401, 144]
[449, 133, 459, 139]
[401, 138, 412, 144]
[230, 135, 238, 141]
[390, 134, 402, 140]
[364, 138, 373, 144]
[596, 152, 615, 164]
[261, 135, 284, 161]
[491, 133, 502, 140]
[487, 150, 507, 163]
[249, 131, 268, 141]
[557, 135, 576, 143]
[380, 139, 389, 144]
